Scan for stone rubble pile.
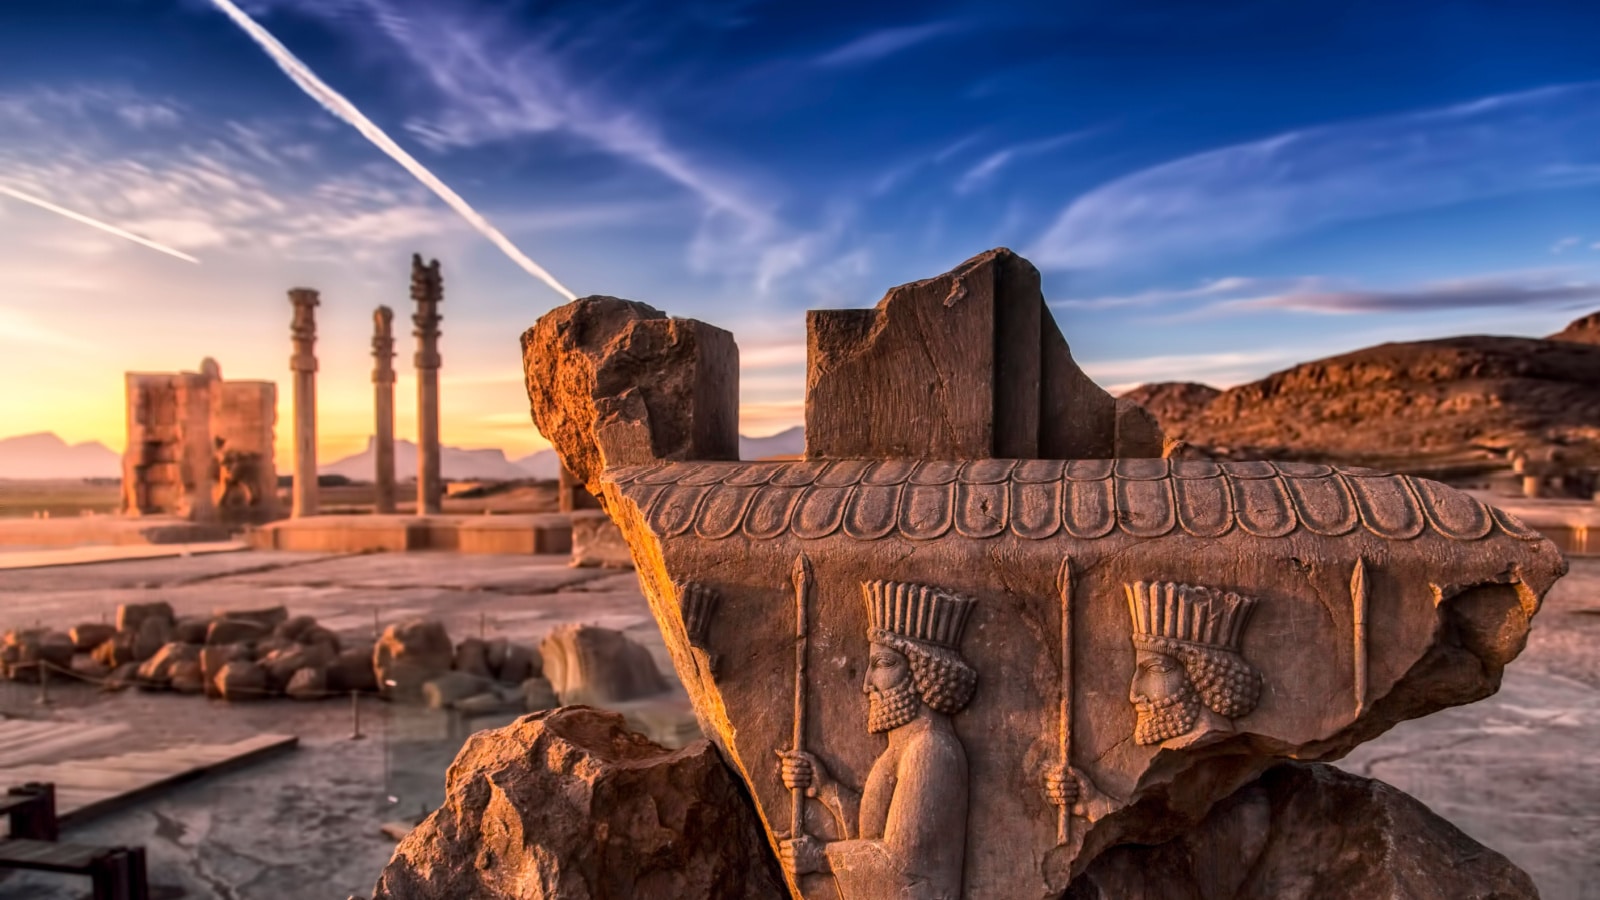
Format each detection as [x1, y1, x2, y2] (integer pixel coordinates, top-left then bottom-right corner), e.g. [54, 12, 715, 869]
[0, 604, 670, 715]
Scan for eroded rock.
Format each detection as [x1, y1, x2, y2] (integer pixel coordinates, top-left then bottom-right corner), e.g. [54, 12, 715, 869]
[69, 623, 116, 653]
[116, 602, 174, 634]
[214, 660, 269, 701]
[1066, 762, 1537, 900]
[374, 620, 454, 701]
[540, 624, 668, 706]
[371, 707, 785, 900]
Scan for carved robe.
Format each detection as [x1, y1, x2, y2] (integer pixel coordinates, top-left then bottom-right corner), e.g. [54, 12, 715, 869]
[824, 716, 969, 900]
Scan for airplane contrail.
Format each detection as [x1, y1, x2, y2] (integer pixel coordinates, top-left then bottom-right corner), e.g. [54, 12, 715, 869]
[0, 184, 201, 264]
[207, 0, 579, 302]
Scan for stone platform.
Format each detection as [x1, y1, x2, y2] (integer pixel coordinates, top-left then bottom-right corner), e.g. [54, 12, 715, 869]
[0, 516, 231, 549]
[248, 514, 573, 555]
[1467, 492, 1600, 556]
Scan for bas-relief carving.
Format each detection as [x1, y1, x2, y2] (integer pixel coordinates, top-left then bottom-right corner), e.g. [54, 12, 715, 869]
[1125, 581, 1262, 749]
[778, 581, 978, 900]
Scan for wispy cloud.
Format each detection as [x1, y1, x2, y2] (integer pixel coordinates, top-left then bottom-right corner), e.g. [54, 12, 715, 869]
[1552, 236, 1583, 253]
[814, 20, 964, 68]
[0, 305, 95, 352]
[1031, 82, 1600, 269]
[206, 0, 577, 300]
[0, 184, 201, 264]
[955, 128, 1102, 195]
[870, 131, 987, 196]
[1052, 276, 1276, 311]
[1081, 349, 1309, 394]
[1215, 271, 1600, 316]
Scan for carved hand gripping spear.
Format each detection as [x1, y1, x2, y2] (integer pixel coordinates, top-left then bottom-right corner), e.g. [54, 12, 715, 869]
[790, 552, 813, 841]
[1057, 556, 1074, 846]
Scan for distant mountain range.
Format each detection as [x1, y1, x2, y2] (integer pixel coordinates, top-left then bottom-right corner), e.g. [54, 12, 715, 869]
[0, 433, 120, 480]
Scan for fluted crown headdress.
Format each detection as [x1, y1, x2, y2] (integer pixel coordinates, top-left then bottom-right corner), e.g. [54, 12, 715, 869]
[863, 581, 977, 650]
[1126, 581, 1256, 653]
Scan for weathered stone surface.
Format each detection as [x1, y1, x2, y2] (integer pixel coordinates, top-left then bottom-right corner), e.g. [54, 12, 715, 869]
[206, 617, 269, 646]
[104, 662, 139, 691]
[132, 617, 172, 662]
[422, 671, 491, 710]
[540, 623, 668, 706]
[220, 605, 289, 630]
[1113, 396, 1165, 459]
[69, 623, 116, 653]
[374, 619, 454, 701]
[1066, 762, 1537, 900]
[452, 638, 492, 680]
[275, 615, 318, 642]
[92, 631, 136, 669]
[72, 655, 111, 681]
[286, 666, 328, 700]
[299, 625, 340, 652]
[495, 642, 539, 685]
[521, 676, 559, 712]
[371, 707, 785, 900]
[169, 660, 206, 694]
[571, 509, 635, 568]
[523, 256, 1569, 899]
[803, 249, 1159, 461]
[521, 296, 739, 500]
[173, 616, 210, 645]
[213, 660, 269, 701]
[453, 691, 519, 715]
[200, 643, 251, 699]
[261, 643, 336, 690]
[136, 641, 200, 686]
[0, 629, 73, 682]
[116, 602, 174, 635]
[328, 645, 378, 693]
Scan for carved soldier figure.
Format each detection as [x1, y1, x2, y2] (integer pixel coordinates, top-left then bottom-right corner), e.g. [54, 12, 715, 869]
[1125, 581, 1262, 749]
[778, 581, 978, 899]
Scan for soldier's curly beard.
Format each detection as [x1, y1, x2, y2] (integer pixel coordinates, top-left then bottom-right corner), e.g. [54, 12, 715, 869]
[1132, 679, 1201, 745]
[867, 677, 919, 733]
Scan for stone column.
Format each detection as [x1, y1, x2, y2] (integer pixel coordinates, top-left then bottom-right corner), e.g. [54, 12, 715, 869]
[372, 306, 397, 514]
[289, 288, 320, 518]
[411, 255, 444, 515]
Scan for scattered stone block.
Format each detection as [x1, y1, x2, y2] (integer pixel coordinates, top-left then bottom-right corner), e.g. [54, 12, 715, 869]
[116, 602, 175, 635]
[206, 617, 270, 646]
[540, 624, 668, 706]
[371, 707, 784, 900]
[374, 619, 454, 702]
[521, 677, 559, 712]
[298, 625, 340, 652]
[200, 643, 251, 699]
[274, 615, 318, 642]
[328, 645, 378, 693]
[217, 605, 288, 630]
[453, 638, 493, 680]
[570, 511, 633, 569]
[71, 655, 111, 681]
[454, 691, 519, 716]
[214, 660, 269, 701]
[136, 641, 200, 687]
[286, 666, 329, 700]
[131, 617, 172, 663]
[169, 660, 206, 694]
[496, 643, 540, 685]
[173, 616, 211, 645]
[104, 662, 139, 692]
[91, 632, 137, 670]
[484, 638, 509, 675]
[423, 671, 491, 710]
[0, 629, 73, 682]
[261, 643, 336, 690]
[69, 623, 116, 653]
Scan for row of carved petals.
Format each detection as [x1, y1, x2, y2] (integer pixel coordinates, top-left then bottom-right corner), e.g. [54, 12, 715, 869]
[609, 461, 1541, 543]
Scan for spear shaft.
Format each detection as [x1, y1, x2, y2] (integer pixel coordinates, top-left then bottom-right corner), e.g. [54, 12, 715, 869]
[1057, 556, 1074, 845]
[791, 552, 813, 839]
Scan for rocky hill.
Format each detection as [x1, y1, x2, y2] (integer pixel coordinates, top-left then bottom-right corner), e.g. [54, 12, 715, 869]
[0, 433, 121, 480]
[1125, 311, 1600, 470]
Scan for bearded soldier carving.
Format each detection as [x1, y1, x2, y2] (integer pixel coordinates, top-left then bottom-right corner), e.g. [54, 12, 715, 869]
[1125, 581, 1262, 748]
[778, 581, 978, 900]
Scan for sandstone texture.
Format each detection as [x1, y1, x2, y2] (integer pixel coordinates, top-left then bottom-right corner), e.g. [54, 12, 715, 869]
[1125, 310, 1600, 469]
[372, 707, 785, 900]
[1066, 762, 1536, 900]
[523, 249, 1567, 899]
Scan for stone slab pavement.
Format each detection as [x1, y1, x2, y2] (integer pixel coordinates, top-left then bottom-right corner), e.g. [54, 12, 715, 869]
[0, 551, 1592, 898]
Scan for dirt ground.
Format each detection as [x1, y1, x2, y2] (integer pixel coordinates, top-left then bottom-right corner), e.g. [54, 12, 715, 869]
[0, 549, 1593, 899]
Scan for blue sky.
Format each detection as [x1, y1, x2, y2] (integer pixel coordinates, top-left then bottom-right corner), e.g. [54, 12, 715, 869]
[3, 0, 1600, 459]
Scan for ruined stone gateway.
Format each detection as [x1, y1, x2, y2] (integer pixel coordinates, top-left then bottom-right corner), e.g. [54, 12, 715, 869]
[522, 248, 1565, 899]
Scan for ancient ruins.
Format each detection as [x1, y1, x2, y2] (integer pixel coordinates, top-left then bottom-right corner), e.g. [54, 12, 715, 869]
[510, 248, 1566, 898]
[411, 254, 445, 515]
[121, 358, 278, 524]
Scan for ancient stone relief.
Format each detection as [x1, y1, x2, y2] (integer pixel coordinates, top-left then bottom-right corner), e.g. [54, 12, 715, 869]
[778, 580, 978, 900]
[1125, 581, 1262, 749]
[675, 581, 721, 675]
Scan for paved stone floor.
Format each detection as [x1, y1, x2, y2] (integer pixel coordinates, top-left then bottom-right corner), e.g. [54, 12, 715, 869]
[0, 551, 1593, 899]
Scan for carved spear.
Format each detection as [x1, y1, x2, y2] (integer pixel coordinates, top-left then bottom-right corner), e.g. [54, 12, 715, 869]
[1352, 557, 1369, 716]
[1057, 556, 1074, 845]
[791, 552, 813, 840]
